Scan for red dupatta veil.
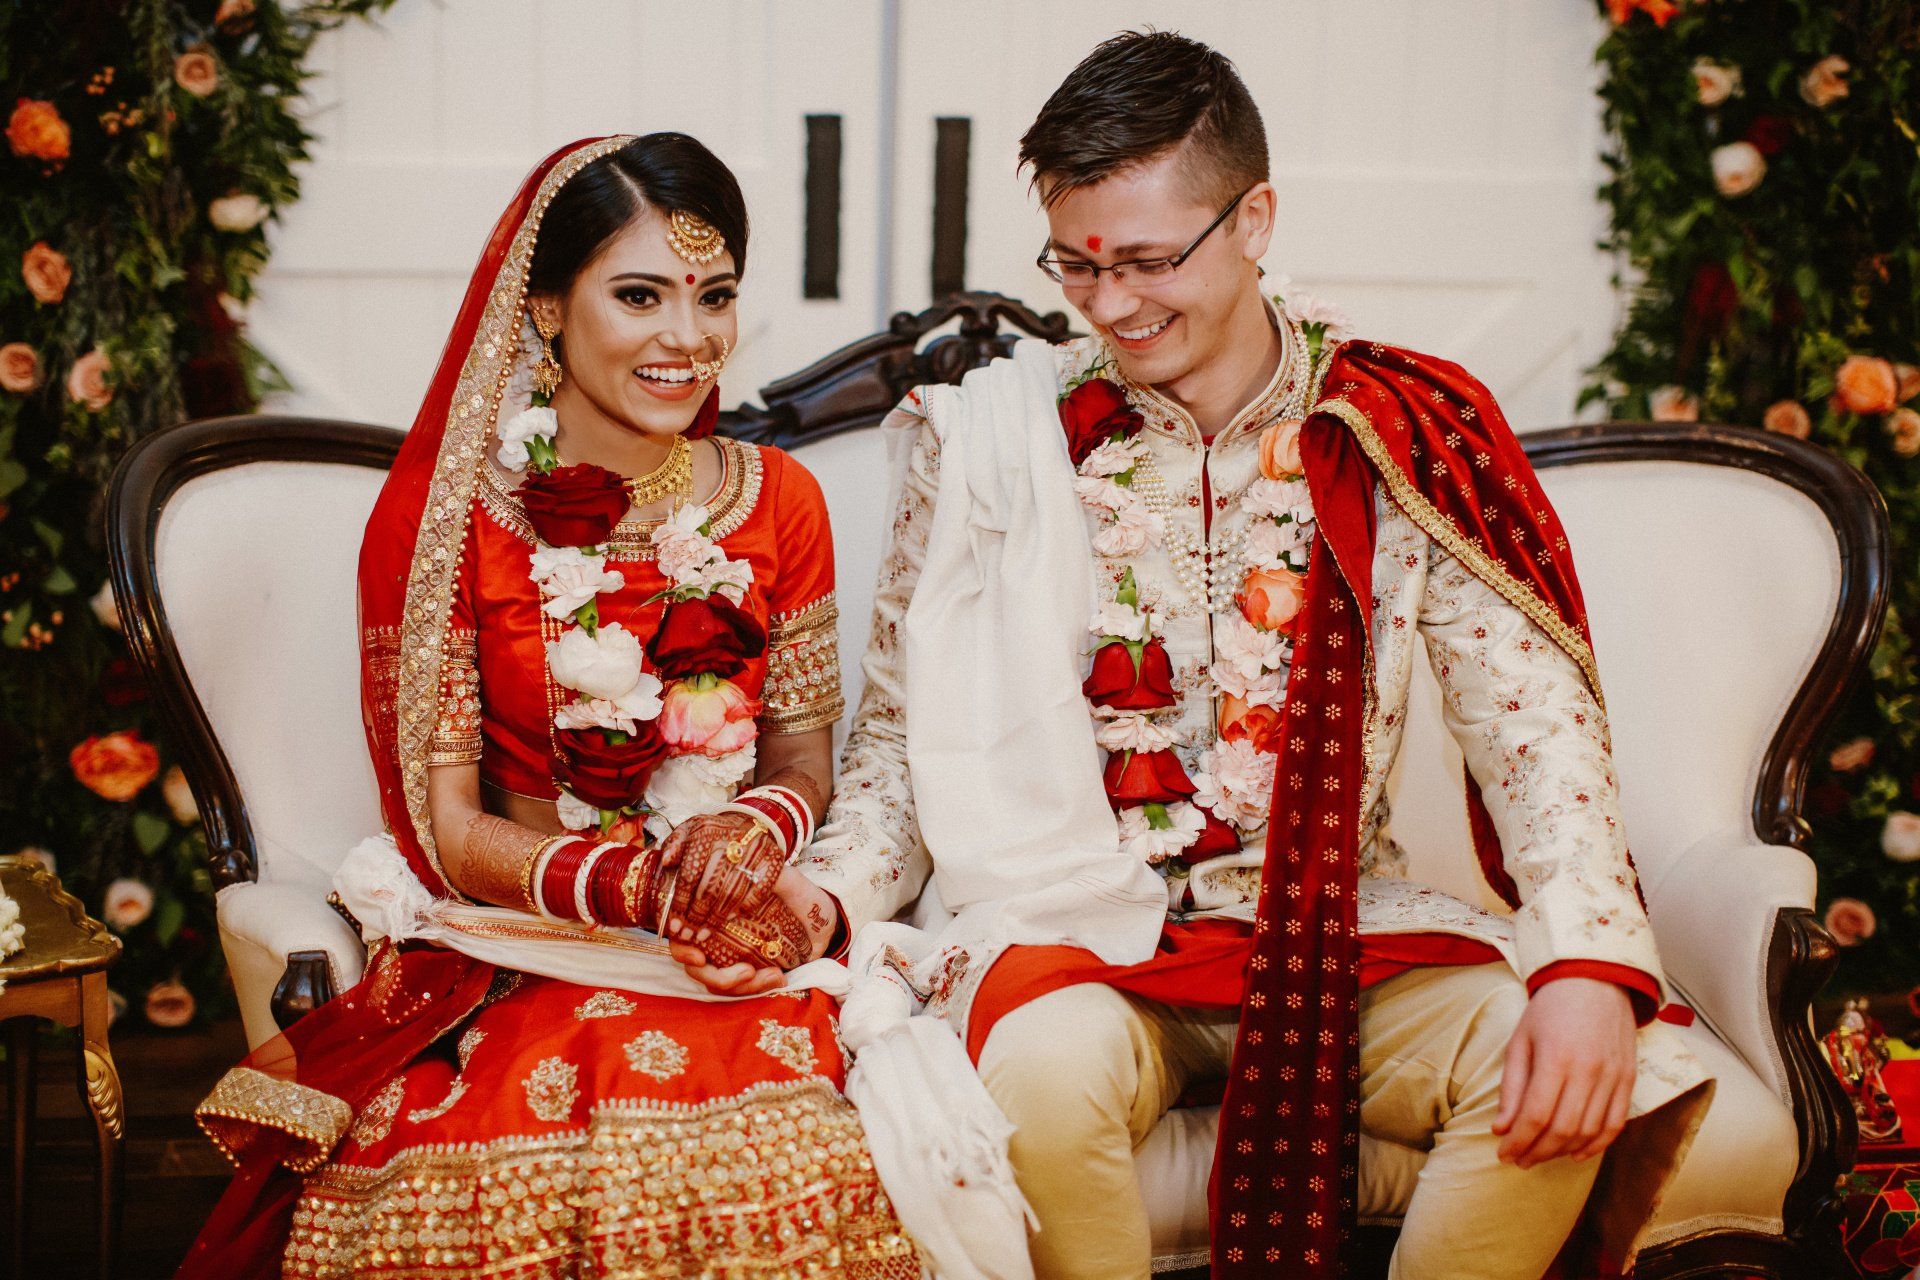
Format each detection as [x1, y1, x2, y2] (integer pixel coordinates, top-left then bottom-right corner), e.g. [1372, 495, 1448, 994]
[176, 137, 635, 1280]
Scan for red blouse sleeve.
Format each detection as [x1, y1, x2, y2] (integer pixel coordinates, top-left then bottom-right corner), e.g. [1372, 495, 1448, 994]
[760, 449, 844, 734]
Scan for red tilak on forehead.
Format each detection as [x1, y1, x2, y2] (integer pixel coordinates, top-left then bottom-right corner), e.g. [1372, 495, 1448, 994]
[1085, 235, 1103, 252]
[685, 273, 696, 285]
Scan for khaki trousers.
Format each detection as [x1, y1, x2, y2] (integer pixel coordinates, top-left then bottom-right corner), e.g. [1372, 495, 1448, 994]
[976, 963, 1603, 1280]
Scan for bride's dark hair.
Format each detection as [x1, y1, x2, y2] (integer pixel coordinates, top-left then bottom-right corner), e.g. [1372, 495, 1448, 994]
[527, 132, 750, 295]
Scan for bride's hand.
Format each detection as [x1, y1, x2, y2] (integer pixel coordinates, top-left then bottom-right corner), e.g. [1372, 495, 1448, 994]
[666, 934, 787, 996]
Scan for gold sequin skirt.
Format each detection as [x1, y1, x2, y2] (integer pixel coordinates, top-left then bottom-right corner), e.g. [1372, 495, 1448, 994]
[282, 973, 920, 1279]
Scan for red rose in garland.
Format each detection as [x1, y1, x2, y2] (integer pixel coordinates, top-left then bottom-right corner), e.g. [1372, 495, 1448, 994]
[1187, 808, 1243, 859]
[1103, 747, 1197, 808]
[552, 722, 670, 810]
[1083, 638, 1177, 710]
[1059, 376, 1144, 467]
[518, 463, 629, 548]
[646, 593, 768, 679]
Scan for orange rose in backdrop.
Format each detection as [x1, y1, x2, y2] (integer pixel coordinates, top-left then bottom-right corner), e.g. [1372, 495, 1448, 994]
[22, 243, 71, 304]
[1240, 567, 1307, 634]
[0, 344, 41, 393]
[70, 731, 160, 801]
[1257, 418, 1304, 480]
[173, 48, 220, 98]
[66, 348, 112, 411]
[6, 99, 69, 162]
[1836, 356, 1899, 415]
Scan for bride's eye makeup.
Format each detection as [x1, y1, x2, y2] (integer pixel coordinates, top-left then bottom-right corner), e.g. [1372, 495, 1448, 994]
[700, 287, 737, 310]
[614, 284, 660, 309]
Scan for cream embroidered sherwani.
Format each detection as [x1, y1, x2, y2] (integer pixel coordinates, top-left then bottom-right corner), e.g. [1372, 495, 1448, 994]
[801, 317, 1712, 1276]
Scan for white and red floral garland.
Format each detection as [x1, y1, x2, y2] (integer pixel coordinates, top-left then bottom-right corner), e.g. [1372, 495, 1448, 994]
[1063, 290, 1343, 885]
[496, 404, 765, 843]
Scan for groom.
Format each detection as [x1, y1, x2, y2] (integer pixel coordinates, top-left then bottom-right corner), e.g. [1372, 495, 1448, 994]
[721, 30, 1709, 1280]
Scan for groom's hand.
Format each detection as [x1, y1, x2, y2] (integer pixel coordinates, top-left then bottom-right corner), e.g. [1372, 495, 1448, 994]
[1493, 977, 1635, 1168]
[666, 927, 787, 995]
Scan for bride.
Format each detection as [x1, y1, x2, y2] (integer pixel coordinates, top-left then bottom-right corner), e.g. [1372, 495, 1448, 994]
[177, 134, 921, 1280]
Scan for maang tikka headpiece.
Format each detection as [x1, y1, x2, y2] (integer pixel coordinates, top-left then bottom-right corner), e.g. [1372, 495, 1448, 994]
[666, 209, 726, 266]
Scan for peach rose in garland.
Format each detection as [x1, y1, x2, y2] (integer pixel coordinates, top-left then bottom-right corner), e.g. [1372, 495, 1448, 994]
[1240, 566, 1307, 635]
[22, 242, 71, 304]
[1837, 356, 1899, 415]
[0, 343, 41, 393]
[658, 674, 760, 757]
[174, 48, 220, 98]
[1762, 400, 1811, 438]
[67, 347, 112, 411]
[69, 730, 161, 801]
[1257, 418, 1304, 480]
[6, 98, 70, 162]
[1690, 58, 1740, 107]
[1219, 693, 1284, 754]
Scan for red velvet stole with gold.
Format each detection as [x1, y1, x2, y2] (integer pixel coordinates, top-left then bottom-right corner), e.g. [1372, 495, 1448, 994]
[1210, 341, 1617, 1278]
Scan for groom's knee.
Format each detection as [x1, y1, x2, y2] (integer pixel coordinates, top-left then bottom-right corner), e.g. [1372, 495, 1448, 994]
[977, 982, 1148, 1148]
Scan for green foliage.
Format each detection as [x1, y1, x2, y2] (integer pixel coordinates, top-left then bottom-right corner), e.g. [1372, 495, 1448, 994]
[0, 0, 394, 1026]
[1587, 0, 1920, 993]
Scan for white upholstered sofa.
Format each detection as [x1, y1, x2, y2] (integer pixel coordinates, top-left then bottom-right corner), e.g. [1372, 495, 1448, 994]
[108, 293, 1871, 1278]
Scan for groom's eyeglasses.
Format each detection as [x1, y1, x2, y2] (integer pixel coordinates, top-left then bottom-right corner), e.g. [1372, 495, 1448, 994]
[1036, 188, 1251, 287]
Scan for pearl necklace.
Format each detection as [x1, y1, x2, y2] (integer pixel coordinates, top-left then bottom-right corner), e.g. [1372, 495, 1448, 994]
[1131, 450, 1246, 614]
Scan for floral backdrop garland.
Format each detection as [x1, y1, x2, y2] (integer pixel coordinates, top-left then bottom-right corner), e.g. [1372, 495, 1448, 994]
[0, 0, 396, 1026]
[1587, 0, 1920, 993]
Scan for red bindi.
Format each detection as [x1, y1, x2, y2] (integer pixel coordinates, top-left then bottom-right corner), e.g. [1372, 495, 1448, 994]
[685, 273, 696, 285]
[1085, 235, 1102, 252]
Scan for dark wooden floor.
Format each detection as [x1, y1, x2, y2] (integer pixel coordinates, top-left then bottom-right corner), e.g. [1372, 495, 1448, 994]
[6, 1016, 244, 1280]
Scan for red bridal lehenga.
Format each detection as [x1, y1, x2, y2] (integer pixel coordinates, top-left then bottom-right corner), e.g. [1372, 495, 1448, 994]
[177, 138, 920, 1280]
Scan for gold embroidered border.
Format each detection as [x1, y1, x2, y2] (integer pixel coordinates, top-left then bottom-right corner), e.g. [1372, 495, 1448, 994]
[394, 137, 633, 892]
[764, 594, 843, 733]
[1313, 396, 1607, 711]
[475, 435, 764, 559]
[288, 1078, 919, 1280]
[196, 1065, 355, 1175]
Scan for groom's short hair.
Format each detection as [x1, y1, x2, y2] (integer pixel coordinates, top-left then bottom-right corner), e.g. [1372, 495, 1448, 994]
[1019, 30, 1268, 210]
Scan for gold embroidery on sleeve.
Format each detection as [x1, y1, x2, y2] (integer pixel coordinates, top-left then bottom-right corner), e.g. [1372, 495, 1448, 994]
[429, 627, 482, 765]
[763, 593, 844, 733]
[194, 1065, 355, 1174]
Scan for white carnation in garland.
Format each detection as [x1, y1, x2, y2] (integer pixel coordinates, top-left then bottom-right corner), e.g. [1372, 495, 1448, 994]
[546, 622, 648, 702]
[1241, 476, 1315, 526]
[642, 745, 759, 833]
[1117, 802, 1207, 865]
[652, 503, 724, 585]
[497, 406, 557, 472]
[1090, 600, 1152, 644]
[1192, 739, 1276, 832]
[1212, 612, 1289, 682]
[334, 835, 437, 944]
[1073, 473, 1130, 512]
[1079, 436, 1147, 479]
[679, 554, 754, 604]
[1244, 518, 1313, 571]
[556, 789, 599, 832]
[1210, 661, 1287, 709]
[552, 672, 665, 735]
[529, 545, 626, 620]
[1095, 712, 1178, 755]
[1091, 501, 1164, 558]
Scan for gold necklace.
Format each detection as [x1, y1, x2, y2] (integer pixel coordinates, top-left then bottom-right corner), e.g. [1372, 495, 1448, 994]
[625, 435, 694, 508]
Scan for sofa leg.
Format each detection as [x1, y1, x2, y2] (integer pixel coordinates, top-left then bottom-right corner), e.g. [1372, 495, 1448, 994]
[270, 951, 337, 1031]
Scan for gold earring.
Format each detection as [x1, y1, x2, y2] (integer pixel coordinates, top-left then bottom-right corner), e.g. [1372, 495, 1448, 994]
[690, 335, 731, 385]
[531, 310, 563, 399]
